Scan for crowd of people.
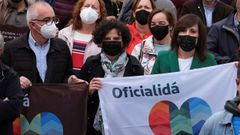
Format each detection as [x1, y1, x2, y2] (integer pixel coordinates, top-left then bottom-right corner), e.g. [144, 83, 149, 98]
[1, 0, 240, 135]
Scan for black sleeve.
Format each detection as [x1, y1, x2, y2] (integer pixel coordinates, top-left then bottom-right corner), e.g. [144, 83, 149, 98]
[207, 24, 231, 64]
[78, 57, 91, 83]
[1, 43, 11, 67]
[131, 56, 144, 76]
[117, 0, 133, 23]
[0, 68, 23, 123]
[64, 47, 74, 82]
[59, 39, 74, 82]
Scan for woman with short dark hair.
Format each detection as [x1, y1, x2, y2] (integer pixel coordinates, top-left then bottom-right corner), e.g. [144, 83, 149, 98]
[79, 20, 144, 135]
[92, 19, 131, 49]
[151, 14, 217, 74]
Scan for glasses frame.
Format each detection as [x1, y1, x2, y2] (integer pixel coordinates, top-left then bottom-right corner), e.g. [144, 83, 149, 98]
[32, 17, 59, 26]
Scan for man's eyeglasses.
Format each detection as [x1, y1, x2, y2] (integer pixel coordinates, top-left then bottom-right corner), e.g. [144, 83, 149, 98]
[32, 17, 59, 26]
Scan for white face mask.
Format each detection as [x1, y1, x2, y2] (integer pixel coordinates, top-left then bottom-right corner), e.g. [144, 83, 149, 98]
[80, 7, 99, 24]
[40, 23, 58, 39]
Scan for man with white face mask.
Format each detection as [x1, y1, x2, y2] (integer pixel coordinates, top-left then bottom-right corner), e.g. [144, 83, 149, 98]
[1, 1, 85, 90]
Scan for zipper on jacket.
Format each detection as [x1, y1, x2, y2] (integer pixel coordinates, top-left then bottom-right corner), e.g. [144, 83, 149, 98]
[198, 5, 207, 26]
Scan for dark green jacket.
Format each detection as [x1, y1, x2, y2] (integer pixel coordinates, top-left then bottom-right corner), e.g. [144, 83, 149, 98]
[151, 50, 217, 74]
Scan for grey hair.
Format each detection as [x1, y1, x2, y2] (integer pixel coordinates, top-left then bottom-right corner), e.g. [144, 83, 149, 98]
[26, 1, 53, 26]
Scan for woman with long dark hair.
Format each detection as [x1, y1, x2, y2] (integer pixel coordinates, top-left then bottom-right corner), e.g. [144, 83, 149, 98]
[151, 14, 217, 74]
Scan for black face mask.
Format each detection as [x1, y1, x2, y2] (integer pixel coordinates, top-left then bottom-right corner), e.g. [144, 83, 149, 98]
[135, 10, 150, 25]
[150, 25, 169, 40]
[102, 41, 123, 56]
[177, 35, 197, 52]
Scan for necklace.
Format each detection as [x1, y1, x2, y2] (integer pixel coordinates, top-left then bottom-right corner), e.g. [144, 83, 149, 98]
[111, 0, 121, 17]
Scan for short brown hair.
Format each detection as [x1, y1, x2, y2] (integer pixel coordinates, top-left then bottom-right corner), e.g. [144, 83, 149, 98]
[148, 9, 176, 29]
[130, 0, 156, 23]
[68, 0, 107, 30]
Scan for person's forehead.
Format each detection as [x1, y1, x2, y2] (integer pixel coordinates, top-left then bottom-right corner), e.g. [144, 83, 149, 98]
[138, 0, 152, 7]
[83, 0, 100, 6]
[187, 24, 198, 30]
[106, 29, 120, 37]
[152, 13, 167, 22]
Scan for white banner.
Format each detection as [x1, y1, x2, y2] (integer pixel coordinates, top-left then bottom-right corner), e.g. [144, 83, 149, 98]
[99, 63, 237, 135]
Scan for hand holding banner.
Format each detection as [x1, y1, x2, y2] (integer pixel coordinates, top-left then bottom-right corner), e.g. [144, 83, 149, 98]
[14, 83, 88, 135]
[99, 63, 237, 135]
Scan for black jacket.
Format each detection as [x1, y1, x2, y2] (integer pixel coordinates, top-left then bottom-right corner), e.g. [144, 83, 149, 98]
[78, 53, 144, 135]
[180, 0, 233, 29]
[103, 0, 122, 18]
[0, 62, 23, 135]
[207, 11, 240, 64]
[1, 33, 73, 84]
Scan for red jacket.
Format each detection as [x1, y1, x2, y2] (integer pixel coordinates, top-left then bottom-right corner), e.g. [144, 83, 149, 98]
[126, 22, 151, 54]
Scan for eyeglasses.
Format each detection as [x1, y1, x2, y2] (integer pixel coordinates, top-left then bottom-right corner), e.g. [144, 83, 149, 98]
[32, 17, 59, 26]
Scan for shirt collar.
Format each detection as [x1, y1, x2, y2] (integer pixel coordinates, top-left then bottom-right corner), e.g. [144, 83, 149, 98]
[219, 111, 234, 125]
[202, 1, 215, 11]
[28, 32, 50, 47]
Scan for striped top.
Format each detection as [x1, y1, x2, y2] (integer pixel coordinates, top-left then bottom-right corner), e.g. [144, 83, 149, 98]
[72, 31, 92, 73]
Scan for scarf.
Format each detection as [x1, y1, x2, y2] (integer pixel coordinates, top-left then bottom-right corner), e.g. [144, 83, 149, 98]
[100, 52, 129, 77]
[94, 52, 129, 134]
[225, 96, 240, 116]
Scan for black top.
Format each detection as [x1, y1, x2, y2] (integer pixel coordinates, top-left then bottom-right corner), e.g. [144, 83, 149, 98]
[0, 62, 23, 135]
[103, 0, 123, 18]
[1, 33, 73, 84]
